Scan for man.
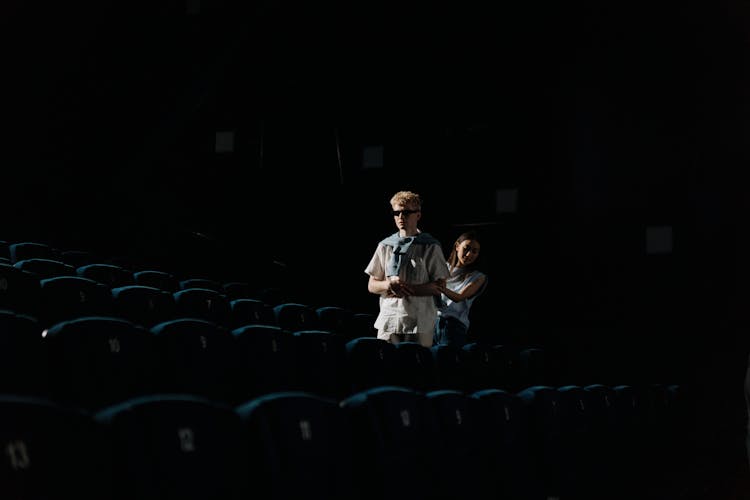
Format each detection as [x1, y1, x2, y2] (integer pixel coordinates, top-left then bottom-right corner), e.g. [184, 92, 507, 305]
[365, 190, 448, 347]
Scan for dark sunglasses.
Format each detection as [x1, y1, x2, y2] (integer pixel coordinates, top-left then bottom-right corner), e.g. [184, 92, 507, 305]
[392, 209, 419, 217]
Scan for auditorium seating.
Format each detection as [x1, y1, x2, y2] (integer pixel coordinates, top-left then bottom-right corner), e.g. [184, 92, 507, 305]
[0, 233, 696, 500]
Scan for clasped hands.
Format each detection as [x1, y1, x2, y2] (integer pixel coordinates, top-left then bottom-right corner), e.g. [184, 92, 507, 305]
[386, 277, 446, 298]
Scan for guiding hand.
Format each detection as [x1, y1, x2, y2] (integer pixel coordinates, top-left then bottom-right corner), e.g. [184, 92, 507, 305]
[387, 278, 413, 298]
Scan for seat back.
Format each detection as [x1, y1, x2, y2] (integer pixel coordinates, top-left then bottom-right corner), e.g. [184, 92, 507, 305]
[14, 258, 76, 279]
[133, 270, 179, 292]
[0, 395, 100, 500]
[229, 298, 276, 329]
[77, 263, 135, 288]
[388, 341, 437, 392]
[8, 241, 57, 264]
[431, 343, 468, 391]
[94, 394, 246, 500]
[0, 263, 41, 316]
[111, 285, 177, 328]
[425, 390, 484, 499]
[232, 324, 298, 400]
[173, 287, 232, 327]
[293, 330, 348, 399]
[471, 388, 539, 500]
[345, 337, 395, 394]
[0, 310, 47, 396]
[43, 316, 157, 410]
[236, 392, 353, 500]
[150, 318, 238, 402]
[340, 386, 436, 500]
[273, 302, 319, 332]
[39, 276, 114, 327]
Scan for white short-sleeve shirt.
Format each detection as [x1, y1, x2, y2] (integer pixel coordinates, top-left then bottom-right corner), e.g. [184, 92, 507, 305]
[365, 239, 449, 345]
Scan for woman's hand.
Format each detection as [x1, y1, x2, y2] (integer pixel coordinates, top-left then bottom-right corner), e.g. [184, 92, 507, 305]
[387, 277, 413, 297]
[427, 278, 446, 296]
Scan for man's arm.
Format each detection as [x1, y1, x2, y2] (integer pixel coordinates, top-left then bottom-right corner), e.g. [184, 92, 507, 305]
[368, 275, 414, 297]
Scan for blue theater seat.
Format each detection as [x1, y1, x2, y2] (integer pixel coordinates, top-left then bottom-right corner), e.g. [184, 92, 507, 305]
[0, 395, 100, 500]
[340, 386, 437, 500]
[43, 316, 157, 410]
[94, 394, 246, 500]
[345, 337, 395, 394]
[236, 391, 353, 500]
[150, 318, 238, 403]
[232, 324, 298, 400]
[77, 263, 135, 288]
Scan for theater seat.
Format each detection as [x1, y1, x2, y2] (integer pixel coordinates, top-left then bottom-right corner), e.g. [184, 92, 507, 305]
[340, 386, 437, 500]
[232, 324, 298, 400]
[0, 309, 47, 396]
[0, 263, 41, 316]
[133, 270, 179, 292]
[345, 337, 395, 394]
[236, 391, 353, 500]
[8, 241, 57, 264]
[387, 342, 437, 393]
[173, 287, 232, 327]
[292, 330, 348, 399]
[425, 390, 484, 499]
[111, 285, 177, 328]
[273, 302, 319, 332]
[77, 263, 135, 288]
[14, 258, 76, 279]
[0, 395, 100, 500]
[42, 316, 157, 410]
[38, 276, 114, 326]
[94, 394, 246, 500]
[150, 318, 238, 403]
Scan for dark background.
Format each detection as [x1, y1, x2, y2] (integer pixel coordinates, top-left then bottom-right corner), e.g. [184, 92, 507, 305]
[3, 1, 747, 321]
[2, 1, 750, 488]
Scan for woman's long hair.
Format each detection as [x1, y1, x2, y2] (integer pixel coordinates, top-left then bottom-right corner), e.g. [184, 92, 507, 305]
[447, 230, 481, 273]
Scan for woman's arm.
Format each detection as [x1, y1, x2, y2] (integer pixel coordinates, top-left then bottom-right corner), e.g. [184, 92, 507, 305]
[409, 279, 444, 297]
[440, 274, 486, 303]
[368, 275, 414, 297]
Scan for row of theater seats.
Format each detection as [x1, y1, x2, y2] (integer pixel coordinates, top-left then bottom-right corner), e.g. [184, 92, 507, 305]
[1, 238, 691, 499]
[1, 310, 548, 409]
[1, 241, 378, 337]
[1, 383, 687, 500]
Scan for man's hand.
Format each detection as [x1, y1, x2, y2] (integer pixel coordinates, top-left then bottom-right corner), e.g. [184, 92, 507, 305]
[387, 277, 413, 298]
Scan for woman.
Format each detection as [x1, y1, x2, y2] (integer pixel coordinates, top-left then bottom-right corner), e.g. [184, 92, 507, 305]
[434, 231, 488, 347]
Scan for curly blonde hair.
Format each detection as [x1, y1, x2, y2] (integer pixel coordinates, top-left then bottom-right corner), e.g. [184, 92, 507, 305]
[390, 190, 422, 210]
